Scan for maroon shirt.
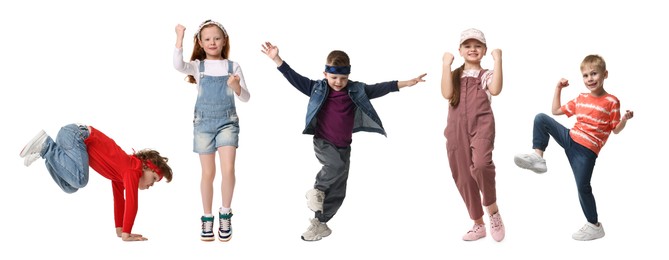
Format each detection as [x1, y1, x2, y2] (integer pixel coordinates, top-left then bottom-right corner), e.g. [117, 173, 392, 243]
[314, 88, 355, 147]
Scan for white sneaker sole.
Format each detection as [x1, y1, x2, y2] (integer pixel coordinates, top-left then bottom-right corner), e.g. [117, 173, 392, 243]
[301, 230, 331, 241]
[201, 236, 215, 242]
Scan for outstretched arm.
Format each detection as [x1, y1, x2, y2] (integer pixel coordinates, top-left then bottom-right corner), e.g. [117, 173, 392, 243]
[612, 110, 634, 134]
[552, 78, 568, 115]
[262, 42, 316, 96]
[487, 49, 503, 96]
[261, 42, 284, 67]
[398, 73, 427, 89]
[440, 52, 454, 100]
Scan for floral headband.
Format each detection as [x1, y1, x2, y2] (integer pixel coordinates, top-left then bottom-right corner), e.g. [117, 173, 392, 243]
[195, 19, 228, 39]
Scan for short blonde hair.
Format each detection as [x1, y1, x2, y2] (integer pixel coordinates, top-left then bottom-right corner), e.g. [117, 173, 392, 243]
[581, 54, 606, 72]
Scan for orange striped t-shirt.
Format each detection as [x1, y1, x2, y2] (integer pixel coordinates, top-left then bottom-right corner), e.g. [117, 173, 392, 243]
[561, 93, 621, 155]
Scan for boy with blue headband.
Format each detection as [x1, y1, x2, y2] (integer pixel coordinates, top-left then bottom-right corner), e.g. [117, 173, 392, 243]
[261, 42, 426, 241]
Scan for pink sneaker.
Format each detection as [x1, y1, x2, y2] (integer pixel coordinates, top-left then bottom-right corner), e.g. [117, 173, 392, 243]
[489, 212, 505, 242]
[462, 223, 486, 241]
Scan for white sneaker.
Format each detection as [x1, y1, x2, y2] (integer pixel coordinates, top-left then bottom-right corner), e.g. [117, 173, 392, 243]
[301, 218, 331, 241]
[572, 222, 605, 241]
[306, 188, 325, 212]
[514, 153, 547, 173]
[24, 153, 41, 167]
[20, 130, 47, 158]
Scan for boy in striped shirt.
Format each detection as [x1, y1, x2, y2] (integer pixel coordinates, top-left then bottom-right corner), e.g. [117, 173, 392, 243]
[513, 54, 634, 241]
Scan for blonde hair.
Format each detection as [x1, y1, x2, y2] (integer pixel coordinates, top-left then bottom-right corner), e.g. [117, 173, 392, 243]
[580, 54, 606, 72]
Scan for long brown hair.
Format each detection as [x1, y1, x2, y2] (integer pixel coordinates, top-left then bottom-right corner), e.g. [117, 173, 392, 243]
[449, 64, 465, 107]
[134, 149, 173, 182]
[185, 24, 230, 84]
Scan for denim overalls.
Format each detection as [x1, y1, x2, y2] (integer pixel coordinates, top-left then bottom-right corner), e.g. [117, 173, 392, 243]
[192, 60, 240, 153]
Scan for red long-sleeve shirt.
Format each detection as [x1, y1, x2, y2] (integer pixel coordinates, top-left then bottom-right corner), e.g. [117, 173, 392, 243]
[84, 126, 141, 234]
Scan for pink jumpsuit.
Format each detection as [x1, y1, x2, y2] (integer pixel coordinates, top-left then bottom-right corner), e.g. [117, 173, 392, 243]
[444, 69, 497, 220]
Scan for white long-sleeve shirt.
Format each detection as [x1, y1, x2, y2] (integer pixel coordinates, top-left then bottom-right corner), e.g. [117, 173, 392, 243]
[173, 47, 250, 102]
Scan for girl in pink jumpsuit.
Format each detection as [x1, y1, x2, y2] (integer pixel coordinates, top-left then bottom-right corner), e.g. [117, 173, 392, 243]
[441, 28, 505, 242]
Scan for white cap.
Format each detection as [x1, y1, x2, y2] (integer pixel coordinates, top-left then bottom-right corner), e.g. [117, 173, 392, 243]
[460, 28, 486, 45]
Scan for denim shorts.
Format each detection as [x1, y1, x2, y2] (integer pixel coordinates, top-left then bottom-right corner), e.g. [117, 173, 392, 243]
[193, 110, 239, 153]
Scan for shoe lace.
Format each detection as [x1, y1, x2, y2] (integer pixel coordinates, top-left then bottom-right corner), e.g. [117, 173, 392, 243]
[468, 224, 484, 233]
[490, 214, 503, 229]
[202, 220, 214, 233]
[579, 224, 590, 232]
[220, 213, 233, 231]
[24, 153, 41, 166]
[308, 219, 324, 232]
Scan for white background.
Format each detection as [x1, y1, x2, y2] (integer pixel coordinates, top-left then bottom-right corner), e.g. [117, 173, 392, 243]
[1, 0, 665, 259]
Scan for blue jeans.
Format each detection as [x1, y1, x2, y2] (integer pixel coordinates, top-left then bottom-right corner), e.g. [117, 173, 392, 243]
[533, 113, 599, 224]
[41, 124, 90, 194]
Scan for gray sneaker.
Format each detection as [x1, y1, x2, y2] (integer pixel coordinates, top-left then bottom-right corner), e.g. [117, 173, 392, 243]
[514, 153, 547, 173]
[20, 130, 47, 158]
[301, 218, 331, 241]
[572, 222, 605, 241]
[306, 189, 325, 212]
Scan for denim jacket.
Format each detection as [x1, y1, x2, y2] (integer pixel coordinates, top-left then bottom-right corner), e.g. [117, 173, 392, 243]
[277, 62, 399, 136]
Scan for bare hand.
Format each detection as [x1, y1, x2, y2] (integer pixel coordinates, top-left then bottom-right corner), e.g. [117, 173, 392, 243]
[228, 74, 241, 93]
[557, 78, 569, 88]
[175, 24, 186, 37]
[622, 110, 634, 121]
[442, 52, 454, 65]
[121, 232, 148, 242]
[407, 73, 427, 87]
[491, 49, 502, 60]
[261, 42, 279, 60]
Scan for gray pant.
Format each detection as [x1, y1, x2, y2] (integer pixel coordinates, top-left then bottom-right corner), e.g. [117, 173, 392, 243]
[313, 138, 351, 223]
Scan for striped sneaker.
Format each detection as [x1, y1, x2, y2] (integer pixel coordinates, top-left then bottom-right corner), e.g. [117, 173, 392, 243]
[201, 215, 215, 241]
[218, 211, 233, 242]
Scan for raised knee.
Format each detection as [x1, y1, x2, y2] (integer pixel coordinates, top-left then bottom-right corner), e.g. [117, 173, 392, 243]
[534, 113, 549, 123]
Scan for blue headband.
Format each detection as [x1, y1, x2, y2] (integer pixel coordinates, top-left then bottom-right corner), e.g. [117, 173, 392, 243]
[325, 65, 351, 75]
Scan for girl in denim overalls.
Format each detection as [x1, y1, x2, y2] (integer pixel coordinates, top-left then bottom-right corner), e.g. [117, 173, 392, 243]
[173, 20, 250, 242]
[441, 28, 505, 242]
